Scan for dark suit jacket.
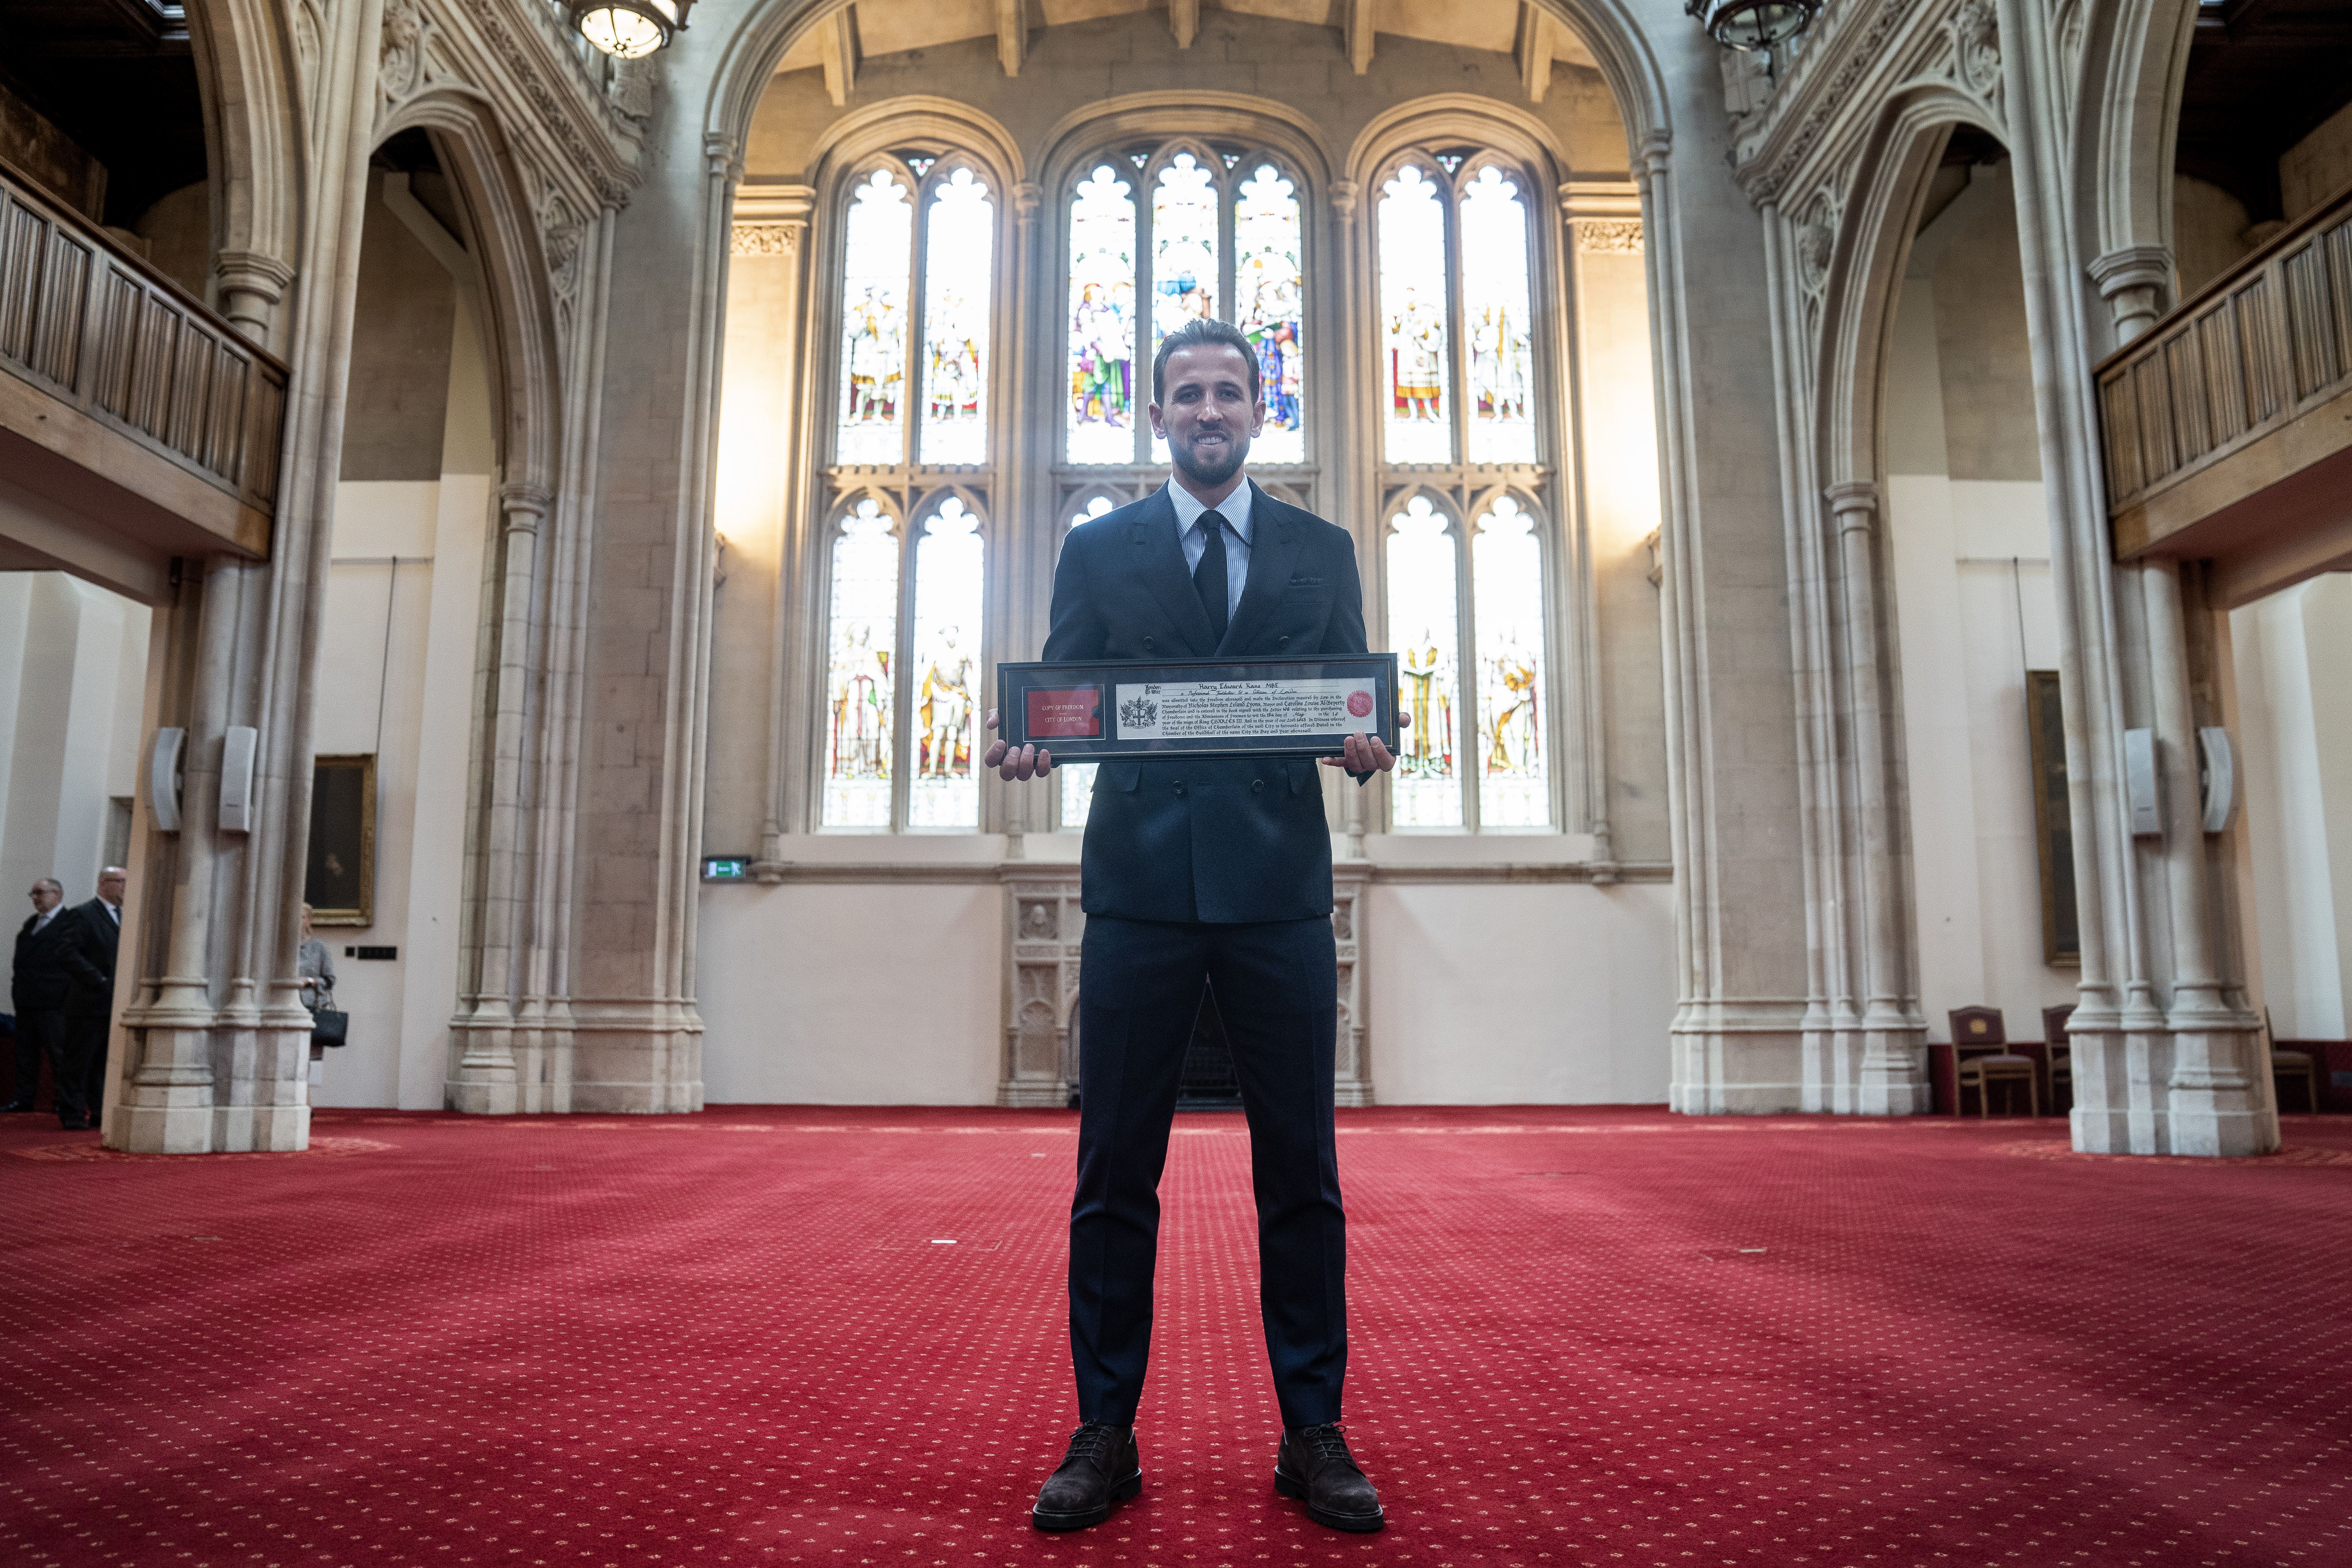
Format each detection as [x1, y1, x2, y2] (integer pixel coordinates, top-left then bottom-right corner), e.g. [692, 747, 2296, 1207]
[1044, 479, 1367, 924]
[11, 913, 71, 1014]
[56, 899, 120, 1020]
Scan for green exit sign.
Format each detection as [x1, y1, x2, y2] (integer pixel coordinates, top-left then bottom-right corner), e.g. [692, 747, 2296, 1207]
[702, 857, 752, 882]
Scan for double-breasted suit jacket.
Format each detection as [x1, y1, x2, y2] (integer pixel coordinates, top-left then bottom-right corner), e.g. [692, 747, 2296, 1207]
[1044, 479, 1368, 926]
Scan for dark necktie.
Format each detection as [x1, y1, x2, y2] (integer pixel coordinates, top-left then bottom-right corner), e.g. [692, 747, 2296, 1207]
[1193, 510, 1229, 645]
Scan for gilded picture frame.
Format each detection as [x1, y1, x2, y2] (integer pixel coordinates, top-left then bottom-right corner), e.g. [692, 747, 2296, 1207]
[2024, 671, 2080, 968]
[305, 753, 376, 927]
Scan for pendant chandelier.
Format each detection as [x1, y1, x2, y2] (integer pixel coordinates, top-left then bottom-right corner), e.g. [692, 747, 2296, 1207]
[569, 0, 693, 59]
[1685, 0, 1820, 52]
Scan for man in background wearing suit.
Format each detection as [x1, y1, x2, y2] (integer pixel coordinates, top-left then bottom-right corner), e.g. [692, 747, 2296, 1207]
[54, 865, 125, 1131]
[7, 878, 73, 1117]
[985, 318, 1399, 1536]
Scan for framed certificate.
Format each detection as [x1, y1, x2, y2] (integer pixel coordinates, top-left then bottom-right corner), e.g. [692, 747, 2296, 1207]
[996, 653, 1401, 761]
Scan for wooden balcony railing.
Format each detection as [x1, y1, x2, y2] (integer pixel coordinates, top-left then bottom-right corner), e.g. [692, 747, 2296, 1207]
[2097, 178, 2352, 563]
[0, 153, 286, 555]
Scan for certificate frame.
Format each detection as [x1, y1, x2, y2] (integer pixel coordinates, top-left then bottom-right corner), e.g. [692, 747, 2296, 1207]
[997, 653, 1401, 762]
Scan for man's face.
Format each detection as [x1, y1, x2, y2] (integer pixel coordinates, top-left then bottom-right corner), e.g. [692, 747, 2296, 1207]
[1149, 343, 1265, 490]
[98, 869, 126, 906]
[29, 882, 60, 915]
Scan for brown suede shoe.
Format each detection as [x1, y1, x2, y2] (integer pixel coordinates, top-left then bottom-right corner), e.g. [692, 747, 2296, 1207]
[1275, 1424, 1384, 1532]
[1031, 1423, 1141, 1531]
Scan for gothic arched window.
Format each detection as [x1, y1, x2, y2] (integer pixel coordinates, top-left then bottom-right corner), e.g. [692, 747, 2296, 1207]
[834, 161, 997, 468]
[818, 151, 998, 832]
[820, 493, 986, 830]
[1375, 150, 1555, 831]
[1385, 488, 1555, 831]
[1066, 144, 1308, 468]
[1377, 158, 1539, 468]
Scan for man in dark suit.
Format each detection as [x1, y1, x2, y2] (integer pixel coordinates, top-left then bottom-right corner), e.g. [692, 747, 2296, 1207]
[7, 878, 73, 1116]
[985, 318, 1399, 1536]
[54, 866, 125, 1131]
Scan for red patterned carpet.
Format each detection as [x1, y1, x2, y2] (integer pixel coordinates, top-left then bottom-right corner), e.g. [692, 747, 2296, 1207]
[2, 1106, 2348, 1568]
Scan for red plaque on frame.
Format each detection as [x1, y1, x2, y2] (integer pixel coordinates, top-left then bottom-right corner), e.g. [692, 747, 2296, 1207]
[1025, 686, 1103, 739]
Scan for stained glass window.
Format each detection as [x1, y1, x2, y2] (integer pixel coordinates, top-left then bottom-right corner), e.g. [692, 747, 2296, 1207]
[836, 170, 913, 466]
[1235, 163, 1305, 465]
[1150, 152, 1221, 464]
[1151, 152, 1220, 345]
[1067, 165, 1137, 465]
[1379, 165, 1450, 465]
[823, 499, 899, 827]
[920, 170, 993, 466]
[1472, 496, 1548, 826]
[1388, 496, 1461, 827]
[1462, 167, 1535, 464]
[909, 497, 983, 828]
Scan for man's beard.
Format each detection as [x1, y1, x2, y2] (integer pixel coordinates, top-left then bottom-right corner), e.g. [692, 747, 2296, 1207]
[1170, 426, 1248, 489]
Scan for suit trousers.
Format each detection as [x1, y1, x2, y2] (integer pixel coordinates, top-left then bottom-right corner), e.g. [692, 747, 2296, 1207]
[1069, 914, 1347, 1428]
[9, 1009, 71, 1116]
[66, 1013, 108, 1123]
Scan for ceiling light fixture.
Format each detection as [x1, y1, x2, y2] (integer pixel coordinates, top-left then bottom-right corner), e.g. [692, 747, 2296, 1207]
[570, 0, 693, 60]
[1685, 0, 1820, 52]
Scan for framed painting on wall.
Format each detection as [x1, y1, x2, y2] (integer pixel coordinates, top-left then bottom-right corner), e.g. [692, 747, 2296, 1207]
[2024, 671, 2080, 967]
[305, 754, 376, 927]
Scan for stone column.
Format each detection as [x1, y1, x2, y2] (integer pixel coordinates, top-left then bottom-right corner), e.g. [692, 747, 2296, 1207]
[722, 183, 814, 867]
[119, 558, 245, 1154]
[1559, 178, 1655, 875]
[447, 483, 550, 1116]
[1824, 481, 1929, 1114]
[1638, 110, 1812, 1114]
[1993, 0, 2270, 1153]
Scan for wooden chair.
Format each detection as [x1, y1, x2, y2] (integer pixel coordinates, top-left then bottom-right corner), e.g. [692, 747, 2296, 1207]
[2041, 1004, 2075, 1114]
[2265, 1007, 2322, 1114]
[1950, 1006, 2038, 1116]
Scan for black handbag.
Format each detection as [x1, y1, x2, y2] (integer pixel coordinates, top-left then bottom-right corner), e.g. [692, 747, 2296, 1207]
[310, 983, 348, 1047]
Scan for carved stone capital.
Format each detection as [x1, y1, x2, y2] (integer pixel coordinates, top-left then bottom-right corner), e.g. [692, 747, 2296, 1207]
[1824, 478, 1881, 531]
[215, 250, 296, 298]
[500, 481, 555, 532]
[1574, 219, 1644, 255]
[704, 131, 743, 184]
[1012, 180, 1043, 221]
[1636, 130, 1672, 184]
[732, 225, 799, 258]
[2088, 245, 2174, 347]
[1330, 179, 1361, 224]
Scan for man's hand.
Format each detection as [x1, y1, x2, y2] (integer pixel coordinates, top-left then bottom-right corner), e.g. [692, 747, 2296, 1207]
[983, 708, 1054, 780]
[1319, 708, 1410, 774]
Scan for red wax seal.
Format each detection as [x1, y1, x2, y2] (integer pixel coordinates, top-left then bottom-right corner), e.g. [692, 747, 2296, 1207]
[1345, 689, 1374, 719]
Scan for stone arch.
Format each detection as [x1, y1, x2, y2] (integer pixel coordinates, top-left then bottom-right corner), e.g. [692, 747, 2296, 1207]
[373, 91, 566, 497]
[1038, 93, 1330, 204]
[1815, 89, 2004, 492]
[1347, 95, 1571, 193]
[2071, 0, 2200, 343]
[807, 96, 1027, 193]
[185, 0, 309, 345]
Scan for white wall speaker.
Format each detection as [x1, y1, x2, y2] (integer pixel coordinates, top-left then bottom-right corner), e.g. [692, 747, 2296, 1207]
[149, 728, 186, 833]
[2124, 727, 2161, 837]
[220, 726, 258, 834]
[2198, 726, 2236, 835]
